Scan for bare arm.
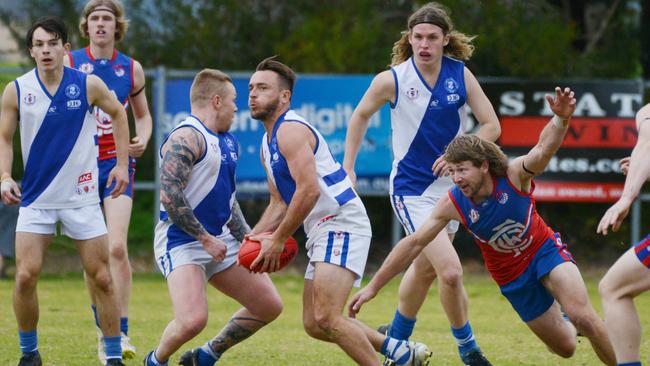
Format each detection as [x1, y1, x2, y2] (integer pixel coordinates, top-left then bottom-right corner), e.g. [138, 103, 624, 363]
[508, 87, 576, 191]
[597, 103, 650, 234]
[343, 70, 394, 183]
[464, 67, 500, 142]
[251, 123, 320, 272]
[128, 61, 153, 158]
[0, 82, 21, 204]
[227, 199, 251, 242]
[349, 194, 457, 316]
[251, 149, 288, 235]
[87, 75, 130, 197]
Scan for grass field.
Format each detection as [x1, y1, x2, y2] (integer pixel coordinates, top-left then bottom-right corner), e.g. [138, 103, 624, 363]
[0, 271, 648, 366]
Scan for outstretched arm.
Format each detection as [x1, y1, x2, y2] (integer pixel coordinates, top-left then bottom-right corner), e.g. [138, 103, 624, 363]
[343, 70, 394, 184]
[597, 103, 650, 234]
[508, 87, 576, 190]
[348, 194, 457, 316]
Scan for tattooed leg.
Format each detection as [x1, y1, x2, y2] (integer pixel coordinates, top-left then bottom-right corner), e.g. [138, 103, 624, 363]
[207, 311, 267, 356]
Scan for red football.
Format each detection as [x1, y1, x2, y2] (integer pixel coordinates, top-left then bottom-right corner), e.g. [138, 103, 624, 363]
[238, 233, 298, 272]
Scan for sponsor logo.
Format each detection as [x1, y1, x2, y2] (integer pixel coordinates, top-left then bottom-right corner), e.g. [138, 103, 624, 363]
[65, 84, 81, 99]
[79, 63, 94, 74]
[23, 93, 36, 105]
[429, 99, 440, 109]
[272, 152, 279, 162]
[210, 143, 218, 152]
[406, 87, 419, 100]
[317, 214, 337, 226]
[444, 78, 458, 93]
[230, 152, 238, 161]
[487, 219, 533, 257]
[447, 94, 460, 103]
[225, 137, 235, 150]
[47, 105, 57, 114]
[496, 191, 509, 204]
[333, 249, 341, 256]
[113, 65, 125, 77]
[469, 209, 480, 223]
[334, 231, 345, 239]
[76, 172, 96, 195]
[78, 172, 92, 183]
[67, 99, 81, 109]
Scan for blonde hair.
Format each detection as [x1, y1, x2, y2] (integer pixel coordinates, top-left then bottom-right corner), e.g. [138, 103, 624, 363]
[444, 135, 508, 177]
[79, 0, 129, 42]
[190, 69, 233, 108]
[391, 2, 476, 66]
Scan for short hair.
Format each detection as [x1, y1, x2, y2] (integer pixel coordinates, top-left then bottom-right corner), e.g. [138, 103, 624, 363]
[26, 16, 68, 49]
[444, 135, 509, 177]
[190, 69, 233, 108]
[255, 56, 296, 94]
[79, 0, 129, 42]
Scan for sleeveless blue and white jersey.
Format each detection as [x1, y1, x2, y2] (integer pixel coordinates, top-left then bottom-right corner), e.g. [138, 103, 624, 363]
[390, 56, 467, 196]
[155, 115, 238, 251]
[15, 67, 99, 209]
[261, 110, 371, 240]
[68, 47, 134, 160]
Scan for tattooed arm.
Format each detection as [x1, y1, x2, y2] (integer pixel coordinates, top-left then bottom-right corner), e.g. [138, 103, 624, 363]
[160, 127, 226, 261]
[227, 199, 251, 242]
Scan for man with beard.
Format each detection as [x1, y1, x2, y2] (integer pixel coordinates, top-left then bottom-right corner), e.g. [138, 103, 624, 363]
[248, 56, 431, 366]
[349, 87, 616, 365]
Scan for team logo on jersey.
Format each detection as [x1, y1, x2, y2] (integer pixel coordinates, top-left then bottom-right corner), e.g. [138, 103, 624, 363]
[429, 99, 440, 109]
[406, 87, 419, 100]
[496, 191, 509, 204]
[113, 65, 125, 77]
[65, 84, 81, 99]
[23, 93, 36, 105]
[444, 78, 458, 93]
[225, 137, 235, 150]
[469, 209, 480, 223]
[487, 219, 533, 256]
[272, 152, 279, 162]
[210, 143, 218, 152]
[79, 62, 94, 74]
[47, 105, 57, 114]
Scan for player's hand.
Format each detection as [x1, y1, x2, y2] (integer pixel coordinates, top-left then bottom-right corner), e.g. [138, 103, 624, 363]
[619, 156, 630, 175]
[432, 155, 449, 177]
[348, 285, 378, 318]
[597, 196, 634, 235]
[107, 164, 129, 198]
[0, 177, 21, 205]
[545, 87, 576, 121]
[128, 136, 147, 157]
[249, 232, 283, 273]
[200, 234, 227, 262]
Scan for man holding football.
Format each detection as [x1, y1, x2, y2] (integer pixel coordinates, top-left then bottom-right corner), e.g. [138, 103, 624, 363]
[144, 69, 282, 366]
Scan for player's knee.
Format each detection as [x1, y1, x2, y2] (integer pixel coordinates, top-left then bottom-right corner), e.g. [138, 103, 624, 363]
[551, 339, 576, 358]
[88, 269, 113, 293]
[437, 264, 463, 289]
[109, 241, 128, 262]
[568, 310, 600, 337]
[313, 307, 337, 334]
[177, 314, 208, 338]
[598, 276, 618, 304]
[303, 317, 321, 338]
[14, 269, 39, 291]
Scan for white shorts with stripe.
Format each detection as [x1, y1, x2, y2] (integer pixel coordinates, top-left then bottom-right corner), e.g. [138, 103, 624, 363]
[16, 204, 107, 240]
[304, 230, 370, 287]
[391, 194, 459, 235]
[155, 234, 239, 280]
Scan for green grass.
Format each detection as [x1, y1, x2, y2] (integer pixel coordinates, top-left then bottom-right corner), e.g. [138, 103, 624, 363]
[0, 272, 649, 365]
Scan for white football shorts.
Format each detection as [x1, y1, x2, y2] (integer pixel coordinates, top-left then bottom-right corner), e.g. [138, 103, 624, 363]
[15, 204, 107, 240]
[304, 230, 370, 288]
[155, 234, 239, 280]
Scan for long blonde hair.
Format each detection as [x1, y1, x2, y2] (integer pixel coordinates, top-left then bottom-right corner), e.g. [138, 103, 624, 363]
[391, 2, 475, 66]
[79, 0, 129, 42]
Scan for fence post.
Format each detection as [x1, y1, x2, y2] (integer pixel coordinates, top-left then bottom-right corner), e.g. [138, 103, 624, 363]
[153, 65, 167, 227]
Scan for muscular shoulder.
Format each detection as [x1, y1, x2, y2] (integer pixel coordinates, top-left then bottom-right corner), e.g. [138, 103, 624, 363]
[276, 121, 314, 152]
[1, 82, 18, 110]
[163, 126, 206, 162]
[132, 60, 146, 90]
